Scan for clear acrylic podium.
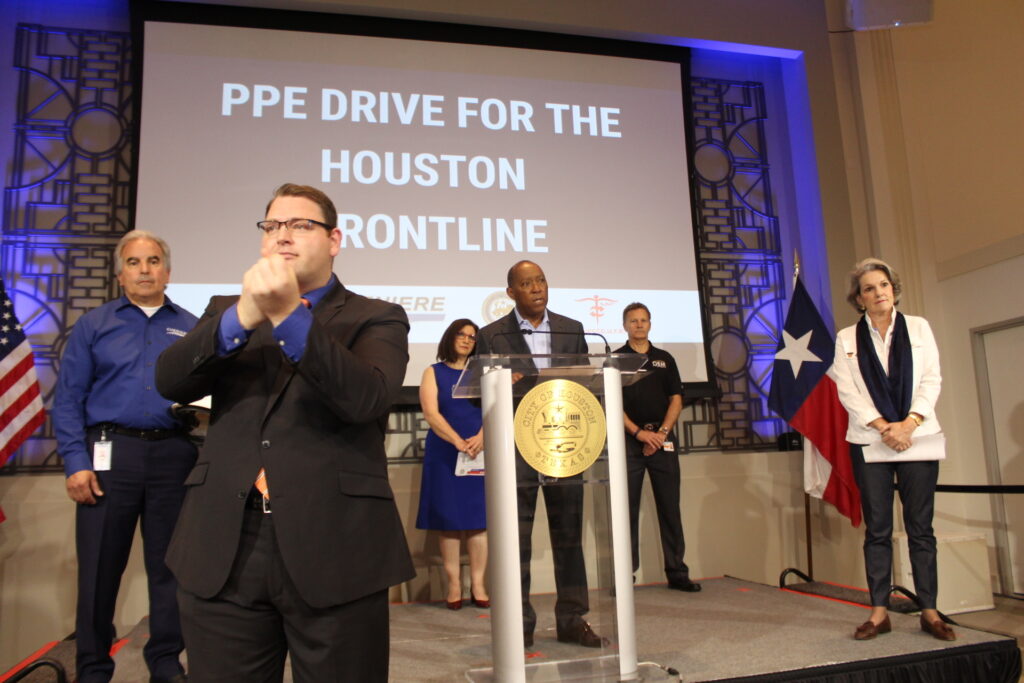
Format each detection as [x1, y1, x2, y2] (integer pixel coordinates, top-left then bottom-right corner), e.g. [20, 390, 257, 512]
[453, 353, 661, 682]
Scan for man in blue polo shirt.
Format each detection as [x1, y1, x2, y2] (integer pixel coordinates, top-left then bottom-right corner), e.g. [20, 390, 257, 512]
[54, 230, 198, 683]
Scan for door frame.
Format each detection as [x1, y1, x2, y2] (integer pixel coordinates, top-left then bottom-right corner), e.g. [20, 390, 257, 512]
[971, 315, 1024, 595]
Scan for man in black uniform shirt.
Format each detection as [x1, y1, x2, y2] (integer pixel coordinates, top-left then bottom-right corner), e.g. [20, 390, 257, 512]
[615, 302, 700, 592]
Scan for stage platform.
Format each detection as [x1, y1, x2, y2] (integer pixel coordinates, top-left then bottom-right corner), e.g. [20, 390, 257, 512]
[5, 577, 1020, 682]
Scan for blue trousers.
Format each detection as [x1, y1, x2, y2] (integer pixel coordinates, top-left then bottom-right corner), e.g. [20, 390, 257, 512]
[75, 430, 196, 683]
[849, 444, 939, 609]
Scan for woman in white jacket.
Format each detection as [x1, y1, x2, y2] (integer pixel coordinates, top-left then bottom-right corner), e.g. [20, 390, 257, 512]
[831, 258, 954, 642]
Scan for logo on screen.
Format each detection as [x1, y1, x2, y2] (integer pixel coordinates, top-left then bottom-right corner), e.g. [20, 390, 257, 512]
[482, 291, 514, 323]
[575, 295, 617, 326]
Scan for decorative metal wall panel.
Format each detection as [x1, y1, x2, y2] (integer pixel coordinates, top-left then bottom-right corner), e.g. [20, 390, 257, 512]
[680, 78, 787, 452]
[2, 24, 132, 472]
[6, 24, 133, 236]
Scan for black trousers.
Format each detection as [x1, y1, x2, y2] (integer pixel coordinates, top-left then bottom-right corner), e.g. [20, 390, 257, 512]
[625, 438, 690, 581]
[75, 431, 195, 683]
[177, 508, 390, 683]
[515, 453, 589, 636]
[849, 444, 939, 608]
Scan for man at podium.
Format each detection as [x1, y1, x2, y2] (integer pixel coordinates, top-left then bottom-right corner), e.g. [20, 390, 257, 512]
[476, 260, 608, 649]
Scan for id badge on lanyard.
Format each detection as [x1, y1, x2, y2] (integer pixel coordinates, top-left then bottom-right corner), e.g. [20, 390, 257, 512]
[93, 427, 112, 471]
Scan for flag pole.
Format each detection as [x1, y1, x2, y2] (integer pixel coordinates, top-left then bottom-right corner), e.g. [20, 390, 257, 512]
[792, 251, 814, 580]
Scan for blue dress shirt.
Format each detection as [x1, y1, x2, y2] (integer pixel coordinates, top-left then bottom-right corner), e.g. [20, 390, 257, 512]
[54, 296, 199, 476]
[217, 275, 337, 363]
[514, 307, 551, 369]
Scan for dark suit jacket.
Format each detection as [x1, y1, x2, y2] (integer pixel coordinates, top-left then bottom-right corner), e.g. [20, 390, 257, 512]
[475, 309, 588, 371]
[155, 281, 414, 609]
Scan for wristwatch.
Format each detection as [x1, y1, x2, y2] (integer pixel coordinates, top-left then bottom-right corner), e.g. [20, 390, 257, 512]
[658, 426, 670, 435]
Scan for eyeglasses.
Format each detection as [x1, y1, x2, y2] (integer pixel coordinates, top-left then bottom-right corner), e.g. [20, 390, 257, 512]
[456, 332, 477, 341]
[256, 218, 332, 235]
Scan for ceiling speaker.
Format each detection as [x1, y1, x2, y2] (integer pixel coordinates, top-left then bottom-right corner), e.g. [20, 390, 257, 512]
[845, 0, 933, 30]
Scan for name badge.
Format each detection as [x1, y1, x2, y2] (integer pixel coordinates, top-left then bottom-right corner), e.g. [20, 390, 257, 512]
[663, 441, 675, 452]
[93, 440, 112, 471]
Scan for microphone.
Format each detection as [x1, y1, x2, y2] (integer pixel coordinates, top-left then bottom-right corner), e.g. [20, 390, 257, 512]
[520, 328, 611, 355]
[490, 329, 531, 351]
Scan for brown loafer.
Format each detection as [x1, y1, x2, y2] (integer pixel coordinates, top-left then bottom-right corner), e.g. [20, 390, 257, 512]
[854, 616, 892, 640]
[920, 615, 956, 641]
[557, 620, 610, 648]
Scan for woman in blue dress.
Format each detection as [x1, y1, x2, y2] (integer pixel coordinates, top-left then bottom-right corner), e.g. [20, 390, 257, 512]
[415, 318, 488, 609]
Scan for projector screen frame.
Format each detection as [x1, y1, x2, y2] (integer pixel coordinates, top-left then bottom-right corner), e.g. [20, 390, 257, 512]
[128, 0, 719, 402]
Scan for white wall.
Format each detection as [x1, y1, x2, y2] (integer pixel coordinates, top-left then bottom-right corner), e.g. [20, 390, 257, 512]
[932, 255, 1024, 590]
[814, 0, 1024, 595]
[0, 475, 151, 666]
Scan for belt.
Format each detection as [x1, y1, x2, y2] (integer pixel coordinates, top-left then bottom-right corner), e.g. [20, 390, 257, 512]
[245, 488, 271, 514]
[92, 423, 185, 441]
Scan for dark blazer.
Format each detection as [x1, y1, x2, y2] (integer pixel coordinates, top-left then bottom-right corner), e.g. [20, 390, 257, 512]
[155, 281, 414, 609]
[475, 308, 592, 633]
[475, 309, 588, 369]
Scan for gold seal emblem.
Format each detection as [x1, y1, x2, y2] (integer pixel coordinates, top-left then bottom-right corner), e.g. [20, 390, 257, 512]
[514, 379, 606, 478]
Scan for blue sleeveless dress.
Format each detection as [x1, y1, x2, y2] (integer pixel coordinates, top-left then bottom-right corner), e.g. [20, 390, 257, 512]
[415, 363, 486, 530]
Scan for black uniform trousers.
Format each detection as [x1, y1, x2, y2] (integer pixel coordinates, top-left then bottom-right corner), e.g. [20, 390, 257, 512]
[75, 430, 195, 683]
[515, 453, 589, 637]
[176, 507, 390, 683]
[849, 444, 939, 608]
[625, 437, 690, 582]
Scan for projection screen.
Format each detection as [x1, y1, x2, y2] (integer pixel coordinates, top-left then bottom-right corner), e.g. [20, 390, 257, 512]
[134, 7, 712, 387]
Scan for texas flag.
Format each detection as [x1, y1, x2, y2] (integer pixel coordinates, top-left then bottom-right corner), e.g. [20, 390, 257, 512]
[768, 277, 860, 527]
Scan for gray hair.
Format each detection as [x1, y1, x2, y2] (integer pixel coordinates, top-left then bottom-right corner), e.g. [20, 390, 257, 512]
[114, 230, 171, 274]
[846, 257, 902, 313]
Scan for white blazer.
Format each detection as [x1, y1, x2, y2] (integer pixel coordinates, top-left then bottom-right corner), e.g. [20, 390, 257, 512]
[829, 312, 942, 444]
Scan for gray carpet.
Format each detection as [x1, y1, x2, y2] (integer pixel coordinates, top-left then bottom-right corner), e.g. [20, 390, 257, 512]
[9, 577, 1015, 682]
[390, 576, 1009, 681]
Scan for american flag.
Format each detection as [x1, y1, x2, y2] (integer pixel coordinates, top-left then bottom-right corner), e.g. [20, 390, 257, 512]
[0, 280, 47, 522]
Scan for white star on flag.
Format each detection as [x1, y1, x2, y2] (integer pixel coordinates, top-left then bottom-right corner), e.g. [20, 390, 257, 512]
[775, 328, 822, 378]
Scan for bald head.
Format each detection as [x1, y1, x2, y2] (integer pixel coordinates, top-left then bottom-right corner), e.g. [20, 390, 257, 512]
[506, 261, 548, 325]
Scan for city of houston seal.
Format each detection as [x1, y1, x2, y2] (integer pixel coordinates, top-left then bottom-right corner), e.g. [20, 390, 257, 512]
[514, 379, 606, 478]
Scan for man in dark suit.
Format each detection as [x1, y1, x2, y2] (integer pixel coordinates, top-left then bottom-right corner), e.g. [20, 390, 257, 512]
[475, 260, 607, 649]
[155, 183, 413, 682]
